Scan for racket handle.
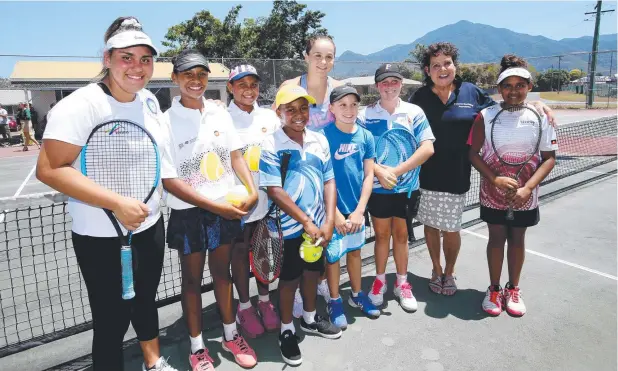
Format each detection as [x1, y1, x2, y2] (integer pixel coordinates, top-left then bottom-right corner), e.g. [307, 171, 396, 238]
[121, 246, 136, 300]
[506, 207, 515, 221]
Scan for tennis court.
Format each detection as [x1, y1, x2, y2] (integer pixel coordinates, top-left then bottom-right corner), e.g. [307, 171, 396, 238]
[0, 112, 616, 370]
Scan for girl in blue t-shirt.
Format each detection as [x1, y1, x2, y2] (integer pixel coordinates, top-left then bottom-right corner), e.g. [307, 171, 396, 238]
[321, 85, 380, 328]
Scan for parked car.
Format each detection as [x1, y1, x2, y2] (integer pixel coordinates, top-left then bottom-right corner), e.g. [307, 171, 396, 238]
[8, 116, 20, 132]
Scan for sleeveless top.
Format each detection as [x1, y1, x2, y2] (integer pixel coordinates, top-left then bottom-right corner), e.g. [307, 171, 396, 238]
[299, 74, 335, 131]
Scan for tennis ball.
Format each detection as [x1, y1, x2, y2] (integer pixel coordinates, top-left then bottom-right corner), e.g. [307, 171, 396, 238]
[201, 152, 224, 181]
[225, 185, 249, 207]
[243, 146, 261, 172]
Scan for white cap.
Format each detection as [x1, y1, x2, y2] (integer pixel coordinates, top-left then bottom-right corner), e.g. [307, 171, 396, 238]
[496, 67, 531, 85]
[105, 19, 158, 55]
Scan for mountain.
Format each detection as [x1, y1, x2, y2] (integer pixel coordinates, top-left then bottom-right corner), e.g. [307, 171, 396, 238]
[335, 21, 617, 78]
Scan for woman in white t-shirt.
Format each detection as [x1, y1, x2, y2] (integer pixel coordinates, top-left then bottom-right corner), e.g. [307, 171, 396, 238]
[227, 64, 281, 338]
[36, 17, 178, 371]
[161, 50, 258, 370]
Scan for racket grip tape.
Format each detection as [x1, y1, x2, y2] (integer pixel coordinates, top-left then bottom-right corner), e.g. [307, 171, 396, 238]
[120, 246, 136, 300]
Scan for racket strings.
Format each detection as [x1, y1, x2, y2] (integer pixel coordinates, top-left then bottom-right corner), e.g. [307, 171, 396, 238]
[251, 216, 283, 282]
[83, 122, 159, 201]
[492, 109, 541, 166]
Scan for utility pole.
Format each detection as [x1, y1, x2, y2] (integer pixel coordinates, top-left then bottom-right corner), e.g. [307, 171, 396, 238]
[557, 55, 562, 94]
[585, 1, 615, 108]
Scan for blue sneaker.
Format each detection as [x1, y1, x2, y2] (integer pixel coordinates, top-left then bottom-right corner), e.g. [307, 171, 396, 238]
[348, 291, 381, 318]
[327, 297, 348, 330]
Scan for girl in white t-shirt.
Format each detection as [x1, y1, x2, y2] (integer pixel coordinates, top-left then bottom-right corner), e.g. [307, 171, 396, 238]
[161, 50, 258, 370]
[227, 64, 281, 338]
[36, 17, 178, 371]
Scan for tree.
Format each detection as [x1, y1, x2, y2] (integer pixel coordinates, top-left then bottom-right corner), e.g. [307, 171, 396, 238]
[476, 64, 500, 87]
[407, 43, 426, 64]
[162, 1, 328, 60]
[569, 69, 584, 81]
[459, 65, 479, 84]
[535, 69, 570, 91]
[161, 1, 329, 103]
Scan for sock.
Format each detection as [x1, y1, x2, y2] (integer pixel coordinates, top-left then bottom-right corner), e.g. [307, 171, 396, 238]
[376, 273, 386, 283]
[351, 291, 360, 298]
[281, 321, 295, 335]
[190, 333, 205, 354]
[223, 322, 237, 342]
[396, 274, 407, 286]
[329, 295, 341, 302]
[303, 310, 316, 324]
[239, 300, 252, 311]
[259, 294, 270, 303]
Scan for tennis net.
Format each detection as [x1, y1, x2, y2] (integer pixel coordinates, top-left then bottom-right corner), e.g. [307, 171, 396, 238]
[0, 115, 616, 357]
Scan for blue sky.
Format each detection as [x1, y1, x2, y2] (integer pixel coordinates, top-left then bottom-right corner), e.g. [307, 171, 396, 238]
[1, 1, 616, 78]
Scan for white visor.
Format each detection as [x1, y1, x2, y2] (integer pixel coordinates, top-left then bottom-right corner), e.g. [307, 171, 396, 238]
[105, 30, 158, 55]
[496, 67, 531, 85]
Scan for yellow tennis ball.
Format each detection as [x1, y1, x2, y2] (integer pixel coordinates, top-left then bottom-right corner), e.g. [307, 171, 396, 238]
[243, 146, 261, 172]
[200, 152, 224, 181]
[299, 235, 323, 263]
[225, 185, 249, 207]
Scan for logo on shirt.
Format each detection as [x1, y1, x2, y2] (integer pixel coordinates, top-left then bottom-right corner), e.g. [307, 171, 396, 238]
[146, 98, 157, 115]
[214, 130, 220, 137]
[551, 139, 557, 145]
[334, 143, 359, 160]
[455, 103, 474, 108]
[262, 127, 267, 133]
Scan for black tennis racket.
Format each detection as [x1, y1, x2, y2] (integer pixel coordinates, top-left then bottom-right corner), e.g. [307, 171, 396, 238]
[490, 104, 542, 220]
[80, 120, 160, 299]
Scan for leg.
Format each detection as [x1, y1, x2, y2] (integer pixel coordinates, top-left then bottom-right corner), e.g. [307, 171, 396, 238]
[181, 251, 207, 338]
[372, 216, 392, 276]
[209, 244, 234, 326]
[346, 249, 362, 294]
[391, 217, 418, 312]
[73, 233, 131, 371]
[486, 224, 508, 286]
[441, 231, 462, 296]
[300, 270, 320, 313]
[278, 278, 300, 325]
[231, 226, 267, 337]
[131, 218, 166, 368]
[325, 260, 340, 299]
[424, 225, 443, 275]
[506, 227, 527, 287]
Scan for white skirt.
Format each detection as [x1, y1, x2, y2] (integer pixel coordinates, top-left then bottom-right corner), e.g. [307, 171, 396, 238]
[416, 189, 465, 232]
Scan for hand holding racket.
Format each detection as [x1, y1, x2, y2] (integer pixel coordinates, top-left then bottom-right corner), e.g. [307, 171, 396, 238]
[490, 104, 542, 220]
[81, 120, 160, 300]
[375, 127, 419, 193]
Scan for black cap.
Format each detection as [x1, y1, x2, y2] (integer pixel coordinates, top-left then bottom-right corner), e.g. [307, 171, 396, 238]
[330, 84, 360, 104]
[173, 52, 211, 73]
[375, 63, 403, 83]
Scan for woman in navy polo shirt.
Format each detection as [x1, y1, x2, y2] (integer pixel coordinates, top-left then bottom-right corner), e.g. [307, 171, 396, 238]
[410, 42, 555, 296]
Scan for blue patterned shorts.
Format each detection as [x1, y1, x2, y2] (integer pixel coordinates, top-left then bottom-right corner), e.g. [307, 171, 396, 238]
[166, 207, 242, 255]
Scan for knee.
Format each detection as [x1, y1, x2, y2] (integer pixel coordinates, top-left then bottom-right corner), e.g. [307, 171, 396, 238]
[347, 249, 361, 259]
[374, 227, 391, 241]
[392, 228, 408, 245]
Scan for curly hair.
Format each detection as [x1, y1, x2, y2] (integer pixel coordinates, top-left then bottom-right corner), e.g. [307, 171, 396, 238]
[499, 54, 528, 73]
[421, 42, 460, 85]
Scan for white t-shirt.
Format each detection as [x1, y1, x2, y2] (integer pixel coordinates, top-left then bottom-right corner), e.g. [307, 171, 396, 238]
[43, 83, 177, 237]
[164, 96, 243, 210]
[0, 108, 7, 125]
[228, 101, 280, 223]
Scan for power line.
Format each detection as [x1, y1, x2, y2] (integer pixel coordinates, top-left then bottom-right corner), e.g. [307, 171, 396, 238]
[585, 1, 615, 107]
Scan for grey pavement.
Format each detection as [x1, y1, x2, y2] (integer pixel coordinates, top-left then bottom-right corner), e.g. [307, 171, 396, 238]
[0, 170, 614, 371]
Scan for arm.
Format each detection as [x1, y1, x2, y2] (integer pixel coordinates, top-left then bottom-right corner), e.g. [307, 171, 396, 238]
[36, 140, 149, 230]
[230, 149, 258, 212]
[162, 178, 246, 220]
[529, 101, 557, 127]
[319, 178, 337, 247]
[334, 207, 348, 236]
[511, 151, 556, 208]
[393, 140, 434, 177]
[267, 186, 322, 241]
[348, 158, 374, 233]
[468, 115, 518, 192]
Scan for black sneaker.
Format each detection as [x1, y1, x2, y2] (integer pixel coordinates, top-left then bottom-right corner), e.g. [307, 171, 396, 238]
[279, 330, 302, 366]
[300, 314, 342, 339]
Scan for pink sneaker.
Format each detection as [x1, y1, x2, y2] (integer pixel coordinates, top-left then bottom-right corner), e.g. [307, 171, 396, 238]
[257, 300, 280, 332]
[222, 333, 257, 368]
[236, 305, 265, 338]
[189, 349, 215, 371]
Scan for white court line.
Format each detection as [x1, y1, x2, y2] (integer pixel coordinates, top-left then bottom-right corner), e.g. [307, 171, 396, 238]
[13, 164, 37, 198]
[461, 228, 618, 281]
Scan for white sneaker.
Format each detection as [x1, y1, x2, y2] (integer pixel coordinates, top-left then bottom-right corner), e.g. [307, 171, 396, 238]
[142, 357, 179, 371]
[393, 281, 418, 312]
[504, 286, 526, 317]
[368, 278, 386, 306]
[292, 289, 303, 319]
[317, 280, 331, 303]
[482, 286, 503, 316]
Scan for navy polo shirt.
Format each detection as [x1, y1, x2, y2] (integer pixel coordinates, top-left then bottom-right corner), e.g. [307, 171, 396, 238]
[410, 77, 494, 194]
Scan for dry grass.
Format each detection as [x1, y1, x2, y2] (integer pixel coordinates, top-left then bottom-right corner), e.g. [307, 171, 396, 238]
[540, 92, 617, 103]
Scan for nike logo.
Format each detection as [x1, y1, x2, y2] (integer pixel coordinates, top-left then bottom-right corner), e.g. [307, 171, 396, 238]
[334, 143, 359, 160]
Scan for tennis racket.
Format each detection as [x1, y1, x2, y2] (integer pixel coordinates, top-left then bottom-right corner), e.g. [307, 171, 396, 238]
[249, 152, 291, 284]
[376, 127, 419, 193]
[490, 104, 542, 220]
[80, 120, 160, 300]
